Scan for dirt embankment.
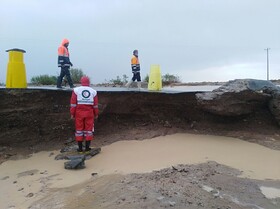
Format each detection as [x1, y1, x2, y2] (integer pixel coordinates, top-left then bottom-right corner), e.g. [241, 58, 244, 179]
[1, 88, 280, 209]
[0, 88, 280, 161]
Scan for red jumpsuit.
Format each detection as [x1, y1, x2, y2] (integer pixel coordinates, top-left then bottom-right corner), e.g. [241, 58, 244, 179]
[70, 77, 98, 142]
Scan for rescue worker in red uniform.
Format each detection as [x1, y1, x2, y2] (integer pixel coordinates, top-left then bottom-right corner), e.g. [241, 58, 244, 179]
[125, 49, 142, 89]
[70, 76, 99, 152]
[57, 38, 75, 88]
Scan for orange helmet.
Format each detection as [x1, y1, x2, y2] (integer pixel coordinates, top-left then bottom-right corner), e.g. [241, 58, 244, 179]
[80, 76, 90, 86]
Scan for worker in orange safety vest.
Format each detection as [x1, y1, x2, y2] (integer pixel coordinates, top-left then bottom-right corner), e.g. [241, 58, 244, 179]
[125, 49, 142, 89]
[57, 38, 75, 88]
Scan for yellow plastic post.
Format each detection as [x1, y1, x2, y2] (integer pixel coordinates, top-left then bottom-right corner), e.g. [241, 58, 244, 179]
[148, 64, 162, 91]
[6, 48, 27, 88]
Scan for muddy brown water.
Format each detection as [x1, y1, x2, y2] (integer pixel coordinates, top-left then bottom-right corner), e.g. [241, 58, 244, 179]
[0, 133, 280, 209]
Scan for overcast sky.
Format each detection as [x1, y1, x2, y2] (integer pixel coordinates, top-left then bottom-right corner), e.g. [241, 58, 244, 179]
[1, 0, 280, 84]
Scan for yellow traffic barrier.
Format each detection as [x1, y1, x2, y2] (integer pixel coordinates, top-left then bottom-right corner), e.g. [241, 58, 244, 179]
[148, 64, 162, 91]
[6, 48, 27, 88]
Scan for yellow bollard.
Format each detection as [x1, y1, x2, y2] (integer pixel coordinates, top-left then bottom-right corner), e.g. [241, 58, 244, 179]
[6, 48, 27, 88]
[148, 64, 162, 91]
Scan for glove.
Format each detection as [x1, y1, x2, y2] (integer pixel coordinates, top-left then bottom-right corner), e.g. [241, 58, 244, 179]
[70, 62, 73, 67]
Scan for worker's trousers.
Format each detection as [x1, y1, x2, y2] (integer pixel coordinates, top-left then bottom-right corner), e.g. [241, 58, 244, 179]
[57, 66, 74, 88]
[75, 115, 94, 142]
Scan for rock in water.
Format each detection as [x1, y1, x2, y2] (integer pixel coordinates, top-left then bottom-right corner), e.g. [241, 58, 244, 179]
[64, 155, 85, 169]
[55, 147, 101, 160]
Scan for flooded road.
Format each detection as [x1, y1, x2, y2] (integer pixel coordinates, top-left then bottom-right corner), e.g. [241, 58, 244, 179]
[0, 133, 280, 209]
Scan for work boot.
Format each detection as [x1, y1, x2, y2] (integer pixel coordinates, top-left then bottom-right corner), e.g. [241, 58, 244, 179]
[85, 141, 91, 152]
[77, 141, 83, 153]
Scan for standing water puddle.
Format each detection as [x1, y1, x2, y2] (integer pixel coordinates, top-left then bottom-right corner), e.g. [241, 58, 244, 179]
[0, 133, 280, 209]
[91, 133, 280, 180]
